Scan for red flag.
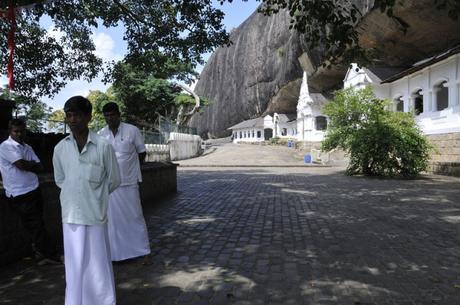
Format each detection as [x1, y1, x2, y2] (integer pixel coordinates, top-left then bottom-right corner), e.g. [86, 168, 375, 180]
[7, 1, 16, 91]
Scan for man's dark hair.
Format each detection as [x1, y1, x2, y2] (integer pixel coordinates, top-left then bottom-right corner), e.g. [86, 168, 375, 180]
[64, 96, 92, 115]
[102, 102, 120, 114]
[8, 118, 26, 129]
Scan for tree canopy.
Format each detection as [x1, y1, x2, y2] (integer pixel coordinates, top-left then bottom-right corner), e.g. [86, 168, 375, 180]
[1, 0, 229, 99]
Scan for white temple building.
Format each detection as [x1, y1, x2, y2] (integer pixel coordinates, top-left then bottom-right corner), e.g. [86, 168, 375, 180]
[228, 72, 328, 144]
[344, 45, 460, 136]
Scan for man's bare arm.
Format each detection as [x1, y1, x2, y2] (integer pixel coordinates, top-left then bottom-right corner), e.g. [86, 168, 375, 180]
[13, 160, 43, 173]
[138, 152, 146, 164]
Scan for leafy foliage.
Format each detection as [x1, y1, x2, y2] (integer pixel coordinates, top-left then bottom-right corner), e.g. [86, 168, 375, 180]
[111, 62, 206, 128]
[321, 87, 431, 178]
[1, 0, 229, 99]
[86, 88, 122, 131]
[47, 108, 66, 133]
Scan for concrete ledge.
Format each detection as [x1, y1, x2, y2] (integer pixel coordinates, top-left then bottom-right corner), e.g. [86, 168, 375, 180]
[0, 162, 177, 266]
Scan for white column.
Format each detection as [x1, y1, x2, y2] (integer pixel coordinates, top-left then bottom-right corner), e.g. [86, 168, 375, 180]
[405, 96, 412, 112]
[432, 88, 437, 111]
[446, 82, 456, 108]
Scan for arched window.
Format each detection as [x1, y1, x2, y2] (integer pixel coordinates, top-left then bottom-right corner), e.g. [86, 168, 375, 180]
[257, 131, 261, 138]
[412, 90, 423, 115]
[239, 131, 242, 138]
[394, 96, 404, 112]
[252, 130, 255, 138]
[435, 81, 448, 111]
[315, 116, 327, 131]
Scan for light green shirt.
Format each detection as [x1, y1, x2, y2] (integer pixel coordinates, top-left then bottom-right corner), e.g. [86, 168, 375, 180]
[53, 131, 121, 225]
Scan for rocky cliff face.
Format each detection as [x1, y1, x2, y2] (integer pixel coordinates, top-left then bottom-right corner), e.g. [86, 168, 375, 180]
[191, 1, 460, 138]
[189, 9, 305, 138]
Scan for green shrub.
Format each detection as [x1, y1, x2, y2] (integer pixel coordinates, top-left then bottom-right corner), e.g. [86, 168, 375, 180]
[321, 87, 431, 178]
[269, 137, 280, 145]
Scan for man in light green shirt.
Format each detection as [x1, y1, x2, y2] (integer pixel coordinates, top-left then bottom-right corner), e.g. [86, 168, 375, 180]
[53, 96, 120, 305]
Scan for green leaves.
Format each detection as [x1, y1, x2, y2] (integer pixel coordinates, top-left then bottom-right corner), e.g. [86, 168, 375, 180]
[1, 0, 229, 99]
[322, 87, 432, 178]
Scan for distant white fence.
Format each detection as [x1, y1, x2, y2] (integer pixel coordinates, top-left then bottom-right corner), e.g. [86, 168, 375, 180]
[144, 132, 203, 162]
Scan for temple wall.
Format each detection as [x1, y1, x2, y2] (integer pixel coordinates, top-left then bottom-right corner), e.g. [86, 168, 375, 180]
[427, 132, 460, 176]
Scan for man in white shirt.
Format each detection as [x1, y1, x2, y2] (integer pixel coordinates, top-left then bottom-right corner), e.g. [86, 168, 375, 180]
[0, 118, 59, 265]
[53, 96, 121, 305]
[99, 102, 151, 263]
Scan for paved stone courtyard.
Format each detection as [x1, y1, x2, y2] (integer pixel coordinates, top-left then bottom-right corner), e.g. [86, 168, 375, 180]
[1, 165, 460, 305]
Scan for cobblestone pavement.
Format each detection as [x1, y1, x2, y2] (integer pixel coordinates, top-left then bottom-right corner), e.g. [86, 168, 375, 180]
[1, 167, 460, 305]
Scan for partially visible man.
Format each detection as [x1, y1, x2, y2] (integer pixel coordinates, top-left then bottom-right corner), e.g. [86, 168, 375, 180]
[53, 96, 120, 305]
[0, 118, 59, 265]
[99, 102, 151, 263]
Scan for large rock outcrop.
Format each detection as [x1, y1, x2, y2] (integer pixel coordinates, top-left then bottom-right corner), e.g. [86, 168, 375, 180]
[189, 9, 305, 138]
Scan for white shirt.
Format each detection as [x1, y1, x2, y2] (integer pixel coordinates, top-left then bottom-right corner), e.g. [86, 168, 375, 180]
[98, 122, 146, 186]
[0, 136, 40, 197]
[53, 131, 121, 225]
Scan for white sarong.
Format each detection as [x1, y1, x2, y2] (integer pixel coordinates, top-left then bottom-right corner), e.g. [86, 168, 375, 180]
[63, 223, 116, 305]
[107, 184, 150, 261]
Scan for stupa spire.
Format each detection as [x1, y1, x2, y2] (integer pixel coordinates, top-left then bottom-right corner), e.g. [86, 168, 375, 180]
[297, 71, 313, 110]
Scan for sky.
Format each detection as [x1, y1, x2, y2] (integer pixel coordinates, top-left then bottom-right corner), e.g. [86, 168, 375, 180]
[1, 0, 261, 110]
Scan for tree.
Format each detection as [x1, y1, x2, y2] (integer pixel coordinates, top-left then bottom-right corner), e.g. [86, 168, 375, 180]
[47, 108, 65, 133]
[112, 69, 180, 127]
[86, 88, 121, 131]
[111, 62, 210, 128]
[321, 86, 431, 178]
[1, 0, 229, 99]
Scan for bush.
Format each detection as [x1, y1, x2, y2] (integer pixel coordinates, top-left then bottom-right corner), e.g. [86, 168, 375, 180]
[321, 87, 431, 178]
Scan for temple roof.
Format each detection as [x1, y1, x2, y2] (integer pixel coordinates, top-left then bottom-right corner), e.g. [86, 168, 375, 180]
[381, 45, 460, 83]
[227, 117, 265, 130]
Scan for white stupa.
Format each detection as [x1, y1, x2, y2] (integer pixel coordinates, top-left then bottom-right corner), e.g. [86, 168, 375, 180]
[296, 71, 328, 141]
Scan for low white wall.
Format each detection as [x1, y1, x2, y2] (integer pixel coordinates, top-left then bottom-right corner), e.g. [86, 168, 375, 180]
[168, 132, 203, 161]
[145, 144, 170, 162]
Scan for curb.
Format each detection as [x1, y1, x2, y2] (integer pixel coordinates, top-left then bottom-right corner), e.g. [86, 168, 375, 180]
[175, 164, 332, 168]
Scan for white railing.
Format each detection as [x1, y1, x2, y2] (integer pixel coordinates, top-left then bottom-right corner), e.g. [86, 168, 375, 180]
[145, 144, 170, 162]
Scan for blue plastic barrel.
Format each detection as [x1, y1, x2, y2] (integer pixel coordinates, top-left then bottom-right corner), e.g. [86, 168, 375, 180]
[304, 154, 312, 163]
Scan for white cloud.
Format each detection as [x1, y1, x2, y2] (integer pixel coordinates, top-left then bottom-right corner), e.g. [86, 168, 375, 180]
[44, 78, 109, 110]
[47, 25, 123, 63]
[92, 32, 123, 62]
